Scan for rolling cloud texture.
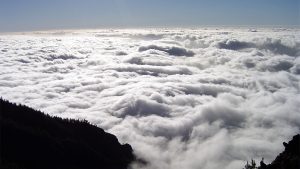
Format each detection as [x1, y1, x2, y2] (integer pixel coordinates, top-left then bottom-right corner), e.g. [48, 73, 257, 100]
[0, 28, 299, 169]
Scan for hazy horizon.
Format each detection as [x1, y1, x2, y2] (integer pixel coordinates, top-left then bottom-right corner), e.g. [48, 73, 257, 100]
[1, 25, 300, 34]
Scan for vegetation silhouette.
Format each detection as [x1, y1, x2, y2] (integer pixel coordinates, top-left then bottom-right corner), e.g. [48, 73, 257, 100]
[0, 98, 135, 169]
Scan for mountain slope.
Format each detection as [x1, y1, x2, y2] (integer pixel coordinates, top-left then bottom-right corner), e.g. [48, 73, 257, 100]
[0, 98, 135, 169]
[259, 134, 300, 169]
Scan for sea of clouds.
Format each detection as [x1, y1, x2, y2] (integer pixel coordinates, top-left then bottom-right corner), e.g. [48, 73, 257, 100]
[0, 27, 299, 169]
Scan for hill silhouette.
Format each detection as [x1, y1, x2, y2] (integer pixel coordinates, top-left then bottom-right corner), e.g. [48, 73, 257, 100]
[259, 134, 300, 169]
[244, 134, 300, 169]
[0, 98, 135, 169]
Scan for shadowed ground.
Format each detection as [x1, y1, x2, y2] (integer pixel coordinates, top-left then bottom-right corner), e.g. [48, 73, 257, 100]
[0, 98, 135, 169]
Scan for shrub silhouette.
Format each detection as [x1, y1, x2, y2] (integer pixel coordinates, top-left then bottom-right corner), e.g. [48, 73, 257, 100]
[0, 98, 135, 169]
[243, 159, 257, 169]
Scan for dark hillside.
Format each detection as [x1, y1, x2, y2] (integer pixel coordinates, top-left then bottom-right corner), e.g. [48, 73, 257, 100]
[244, 134, 300, 169]
[0, 98, 134, 169]
[259, 134, 300, 169]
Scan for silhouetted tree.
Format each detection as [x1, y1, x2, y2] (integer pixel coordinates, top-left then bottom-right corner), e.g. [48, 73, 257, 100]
[243, 159, 257, 169]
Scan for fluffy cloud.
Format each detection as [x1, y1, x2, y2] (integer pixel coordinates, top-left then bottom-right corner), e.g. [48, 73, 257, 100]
[216, 38, 300, 56]
[0, 28, 299, 169]
[139, 45, 195, 57]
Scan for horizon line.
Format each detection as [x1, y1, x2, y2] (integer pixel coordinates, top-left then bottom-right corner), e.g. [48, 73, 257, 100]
[1, 24, 300, 34]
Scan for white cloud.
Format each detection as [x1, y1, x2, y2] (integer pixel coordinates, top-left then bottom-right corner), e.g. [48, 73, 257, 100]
[0, 28, 299, 169]
[139, 44, 195, 57]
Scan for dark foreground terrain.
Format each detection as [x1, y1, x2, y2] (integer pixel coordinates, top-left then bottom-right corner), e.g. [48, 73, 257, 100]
[260, 134, 300, 169]
[244, 134, 300, 169]
[0, 99, 135, 169]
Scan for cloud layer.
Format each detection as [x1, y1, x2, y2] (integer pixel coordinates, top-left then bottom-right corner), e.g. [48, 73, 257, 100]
[0, 28, 299, 169]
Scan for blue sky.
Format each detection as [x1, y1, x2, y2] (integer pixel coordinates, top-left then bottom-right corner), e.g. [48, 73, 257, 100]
[0, 0, 299, 31]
